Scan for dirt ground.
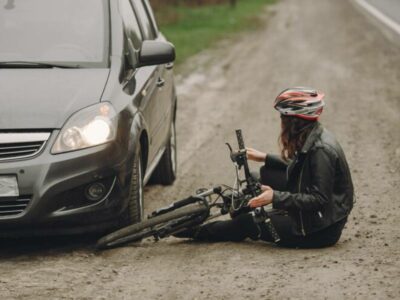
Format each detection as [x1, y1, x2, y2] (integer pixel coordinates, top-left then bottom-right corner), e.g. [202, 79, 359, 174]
[1, 0, 400, 299]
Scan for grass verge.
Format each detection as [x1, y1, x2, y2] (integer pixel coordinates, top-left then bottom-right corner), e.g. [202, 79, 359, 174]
[153, 0, 276, 64]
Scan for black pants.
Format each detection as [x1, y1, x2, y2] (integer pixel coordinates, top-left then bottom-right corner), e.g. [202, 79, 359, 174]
[187, 166, 347, 248]
[193, 212, 347, 248]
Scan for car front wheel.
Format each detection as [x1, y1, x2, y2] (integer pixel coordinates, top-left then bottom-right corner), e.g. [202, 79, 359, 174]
[121, 146, 144, 226]
[149, 120, 177, 185]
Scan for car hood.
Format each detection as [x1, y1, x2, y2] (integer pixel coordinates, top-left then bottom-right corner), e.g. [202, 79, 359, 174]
[0, 69, 110, 129]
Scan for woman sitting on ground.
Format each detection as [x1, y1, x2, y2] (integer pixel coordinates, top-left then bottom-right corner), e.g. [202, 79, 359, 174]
[176, 87, 354, 248]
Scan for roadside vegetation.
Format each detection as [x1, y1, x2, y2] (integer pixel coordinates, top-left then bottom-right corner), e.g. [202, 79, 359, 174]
[149, 0, 276, 64]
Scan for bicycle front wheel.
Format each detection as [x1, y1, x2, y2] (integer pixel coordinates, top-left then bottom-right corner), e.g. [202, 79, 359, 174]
[96, 203, 208, 250]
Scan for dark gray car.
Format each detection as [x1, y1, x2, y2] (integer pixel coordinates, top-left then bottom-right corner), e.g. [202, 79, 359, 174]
[0, 0, 177, 235]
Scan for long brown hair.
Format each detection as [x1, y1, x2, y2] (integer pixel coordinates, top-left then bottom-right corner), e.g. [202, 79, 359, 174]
[279, 115, 316, 161]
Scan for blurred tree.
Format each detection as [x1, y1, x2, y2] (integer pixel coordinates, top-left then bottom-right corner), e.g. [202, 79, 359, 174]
[149, 0, 238, 10]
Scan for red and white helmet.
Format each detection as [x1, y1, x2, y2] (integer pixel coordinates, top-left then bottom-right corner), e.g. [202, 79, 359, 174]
[274, 87, 325, 120]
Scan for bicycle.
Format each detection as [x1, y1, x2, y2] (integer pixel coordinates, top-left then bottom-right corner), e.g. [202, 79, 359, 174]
[96, 130, 280, 250]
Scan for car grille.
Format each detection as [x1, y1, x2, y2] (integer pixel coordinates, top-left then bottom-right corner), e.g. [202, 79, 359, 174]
[0, 196, 31, 216]
[0, 132, 51, 162]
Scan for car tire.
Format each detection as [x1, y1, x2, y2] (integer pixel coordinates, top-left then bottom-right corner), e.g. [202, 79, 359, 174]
[149, 120, 177, 185]
[121, 146, 144, 226]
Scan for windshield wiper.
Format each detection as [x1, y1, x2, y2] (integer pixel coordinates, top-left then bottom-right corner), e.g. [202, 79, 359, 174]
[0, 61, 81, 69]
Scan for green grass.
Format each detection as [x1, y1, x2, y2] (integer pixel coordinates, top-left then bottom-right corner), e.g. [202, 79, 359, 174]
[154, 0, 276, 64]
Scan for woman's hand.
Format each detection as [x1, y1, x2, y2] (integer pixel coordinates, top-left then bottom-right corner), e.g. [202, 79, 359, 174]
[246, 147, 267, 162]
[248, 186, 274, 208]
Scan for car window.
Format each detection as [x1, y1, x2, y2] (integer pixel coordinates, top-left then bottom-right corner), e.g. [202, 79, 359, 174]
[119, 0, 143, 50]
[0, 0, 109, 67]
[131, 0, 156, 39]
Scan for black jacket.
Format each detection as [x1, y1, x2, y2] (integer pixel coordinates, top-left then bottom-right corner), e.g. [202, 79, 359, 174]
[263, 122, 354, 236]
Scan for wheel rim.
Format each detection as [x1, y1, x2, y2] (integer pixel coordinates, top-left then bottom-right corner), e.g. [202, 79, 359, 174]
[170, 122, 177, 175]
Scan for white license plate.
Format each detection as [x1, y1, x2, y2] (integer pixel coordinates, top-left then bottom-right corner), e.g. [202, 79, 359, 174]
[0, 176, 19, 197]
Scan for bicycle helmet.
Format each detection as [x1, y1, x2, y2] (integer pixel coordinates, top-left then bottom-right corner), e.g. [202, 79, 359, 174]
[274, 87, 325, 120]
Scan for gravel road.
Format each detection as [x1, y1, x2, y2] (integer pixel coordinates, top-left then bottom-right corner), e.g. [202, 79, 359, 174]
[1, 0, 399, 299]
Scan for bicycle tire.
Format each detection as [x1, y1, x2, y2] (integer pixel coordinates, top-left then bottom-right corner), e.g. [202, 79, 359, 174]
[96, 203, 208, 249]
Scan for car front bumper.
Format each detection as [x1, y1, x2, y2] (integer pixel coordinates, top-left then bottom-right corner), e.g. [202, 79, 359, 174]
[0, 132, 134, 236]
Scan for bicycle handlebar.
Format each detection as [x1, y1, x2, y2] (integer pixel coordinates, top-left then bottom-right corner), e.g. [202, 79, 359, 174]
[235, 129, 245, 150]
[233, 129, 281, 243]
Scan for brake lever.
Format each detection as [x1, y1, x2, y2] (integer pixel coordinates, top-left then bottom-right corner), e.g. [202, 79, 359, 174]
[225, 142, 233, 154]
[226, 143, 239, 163]
[226, 143, 246, 167]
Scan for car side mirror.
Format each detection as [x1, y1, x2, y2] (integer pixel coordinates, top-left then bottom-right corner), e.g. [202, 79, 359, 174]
[138, 41, 175, 67]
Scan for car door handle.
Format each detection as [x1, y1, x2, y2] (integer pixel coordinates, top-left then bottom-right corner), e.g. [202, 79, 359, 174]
[166, 63, 174, 70]
[157, 77, 165, 87]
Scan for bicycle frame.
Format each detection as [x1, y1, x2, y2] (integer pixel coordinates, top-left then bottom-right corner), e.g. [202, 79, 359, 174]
[148, 129, 281, 243]
[97, 130, 281, 249]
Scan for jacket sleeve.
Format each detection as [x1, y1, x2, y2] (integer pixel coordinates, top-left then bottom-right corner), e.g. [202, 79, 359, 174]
[264, 154, 288, 171]
[259, 154, 288, 190]
[272, 148, 336, 211]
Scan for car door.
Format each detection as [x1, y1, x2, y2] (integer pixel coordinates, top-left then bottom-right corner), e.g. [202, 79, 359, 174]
[119, 0, 161, 163]
[133, 0, 174, 150]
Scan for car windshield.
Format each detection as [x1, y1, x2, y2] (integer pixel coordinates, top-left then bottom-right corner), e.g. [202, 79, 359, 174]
[0, 0, 109, 68]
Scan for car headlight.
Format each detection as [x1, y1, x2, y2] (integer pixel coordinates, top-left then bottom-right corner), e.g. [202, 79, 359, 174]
[52, 102, 118, 154]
